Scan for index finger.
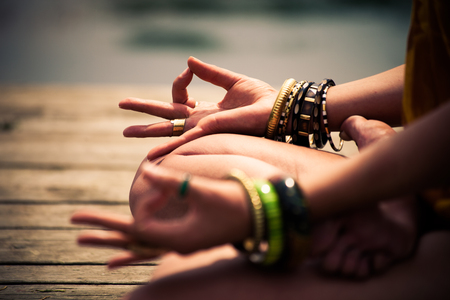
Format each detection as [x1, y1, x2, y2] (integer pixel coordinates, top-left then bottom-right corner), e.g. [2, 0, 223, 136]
[71, 210, 134, 234]
[119, 98, 190, 120]
[146, 126, 206, 160]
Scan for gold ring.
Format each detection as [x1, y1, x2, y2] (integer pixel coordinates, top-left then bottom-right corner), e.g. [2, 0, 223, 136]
[194, 101, 199, 108]
[171, 119, 186, 136]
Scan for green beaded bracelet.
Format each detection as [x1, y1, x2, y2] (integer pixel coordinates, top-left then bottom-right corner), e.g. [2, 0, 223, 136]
[253, 179, 284, 266]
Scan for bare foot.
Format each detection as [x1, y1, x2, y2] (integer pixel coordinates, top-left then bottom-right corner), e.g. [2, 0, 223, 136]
[310, 116, 418, 278]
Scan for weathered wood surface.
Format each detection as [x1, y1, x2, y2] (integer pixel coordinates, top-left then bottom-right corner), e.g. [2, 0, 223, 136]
[0, 285, 139, 300]
[0, 284, 141, 300]
[0, 85, 193, 300]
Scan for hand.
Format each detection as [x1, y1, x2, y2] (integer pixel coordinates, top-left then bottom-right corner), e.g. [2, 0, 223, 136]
[339, 116, 396, 150]
[119, 57, 278, 160]
[71, 166, 251, 268]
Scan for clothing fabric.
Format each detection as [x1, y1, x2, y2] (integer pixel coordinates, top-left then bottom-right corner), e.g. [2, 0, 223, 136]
[403, 0, 450, 124]
[403, 0, 450, 218]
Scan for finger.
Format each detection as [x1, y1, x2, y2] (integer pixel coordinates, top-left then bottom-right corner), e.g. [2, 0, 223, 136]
[71, 210, 134, 234]
[356, 256, 370, 278]
[339, 115, 367, 142]
[341, 248, 361, 276]
[322, 235, 355, 274]
[123, 122, 174, 138]
[310, 219, 342, 256]
[146, 126, 205, 160]
[107, 250, 162, 270]
[188, 56, 242, 91]
[172, 67, 195, 105]
[141, 165, 193, 195]
[77, 230, 132, 248]
[119, 98, 190, 120]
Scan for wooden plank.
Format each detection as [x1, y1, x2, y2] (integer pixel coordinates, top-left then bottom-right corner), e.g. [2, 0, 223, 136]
[0, 169, 135, 202]
[0, 204, 131, 229]
[0, 230, 157, 264]
[0, 265, 155, 284]
[0, 229, 115, 264]
[0, 284, 137, 300]
[0, 126, 164, 171]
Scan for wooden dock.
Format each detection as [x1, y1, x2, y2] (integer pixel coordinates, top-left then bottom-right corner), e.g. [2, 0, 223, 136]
[0, 85, 182, 299]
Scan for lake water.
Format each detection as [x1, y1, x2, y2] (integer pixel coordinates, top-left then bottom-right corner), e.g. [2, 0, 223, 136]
[0, 0, 412, 87]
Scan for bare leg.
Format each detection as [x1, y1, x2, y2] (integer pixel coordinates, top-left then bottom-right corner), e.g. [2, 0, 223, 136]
[130, 130, 417, 277]
[125, 232, 450, 300]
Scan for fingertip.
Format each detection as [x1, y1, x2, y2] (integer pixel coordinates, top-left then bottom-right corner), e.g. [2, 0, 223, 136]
[70, 210, 90, 224]
[188, 56, 200, 63]
[123, 127, 133, 137]
[118, 99, 128, 109]
[119, 97, 137, 109]
[339, 130, 352, 141]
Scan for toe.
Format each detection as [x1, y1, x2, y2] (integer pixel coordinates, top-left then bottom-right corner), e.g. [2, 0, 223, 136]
[322, 235, 354, 274]
[356, 256, 370, 278]
[342, 248, 361, 276]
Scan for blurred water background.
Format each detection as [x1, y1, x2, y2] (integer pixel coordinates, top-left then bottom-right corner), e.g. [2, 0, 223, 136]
[0, 0, 412, 87]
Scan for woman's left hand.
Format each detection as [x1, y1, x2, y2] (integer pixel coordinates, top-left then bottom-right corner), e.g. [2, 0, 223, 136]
[71, 166, 252, 268]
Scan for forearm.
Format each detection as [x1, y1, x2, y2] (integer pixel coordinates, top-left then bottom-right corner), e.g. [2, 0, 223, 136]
[303, 100, 450, 220]
[326, 65, 405, 130]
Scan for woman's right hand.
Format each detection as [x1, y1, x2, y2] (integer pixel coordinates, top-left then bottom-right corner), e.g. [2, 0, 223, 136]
[119, 57, 278, 160]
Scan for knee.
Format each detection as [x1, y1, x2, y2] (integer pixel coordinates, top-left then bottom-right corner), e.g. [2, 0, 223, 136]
[129, 158, 152, 216]
[171, 134, 237, 156]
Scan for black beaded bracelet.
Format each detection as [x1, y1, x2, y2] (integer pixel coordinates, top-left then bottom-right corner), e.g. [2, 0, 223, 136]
[292, 82, 315, 147]
[313, 79, 334, 149]
[291, 81, 311, 145]
[322, 82, 344, 151]
[271, 176, 311, 269]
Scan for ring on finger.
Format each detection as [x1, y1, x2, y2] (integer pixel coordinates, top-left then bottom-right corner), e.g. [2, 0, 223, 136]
[171, 119, 186, 136]
[179, 173, 192, 198]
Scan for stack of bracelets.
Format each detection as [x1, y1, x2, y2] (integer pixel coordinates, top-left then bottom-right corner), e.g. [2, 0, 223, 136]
[266, 78, 344, 152]
[228, 169, 310, 269]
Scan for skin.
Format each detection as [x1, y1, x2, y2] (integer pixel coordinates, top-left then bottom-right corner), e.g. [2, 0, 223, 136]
[118, 57, 405, 160]
[71, 58, 450, 298]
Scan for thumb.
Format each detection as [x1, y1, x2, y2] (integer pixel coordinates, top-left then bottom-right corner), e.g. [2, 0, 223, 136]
[339, 115, 367, 142]
[187, 56, 242, 91]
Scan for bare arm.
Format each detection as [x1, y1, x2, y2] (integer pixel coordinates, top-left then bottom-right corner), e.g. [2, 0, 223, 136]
[326, 65, 405, 130]
[304, 100, 450, 220]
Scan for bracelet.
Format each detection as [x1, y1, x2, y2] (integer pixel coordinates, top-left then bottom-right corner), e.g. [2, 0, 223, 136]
[295, 82, 318, 147]
[313, 79, 334, 149]
[227, 169, 265, 258]
[266, 78, 297, 140]
[276, 81, 303, 142]
[322, 84, 344, 151]
[291, 81, 311, 145]
[253, 179, 284, 266]
[271, 176, 311, 269]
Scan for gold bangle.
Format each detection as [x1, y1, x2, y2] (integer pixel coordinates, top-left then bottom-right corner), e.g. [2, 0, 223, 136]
[277, 80, 305, 142]
[227, 169, 265, 255]
[265, 78, 297, 140]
